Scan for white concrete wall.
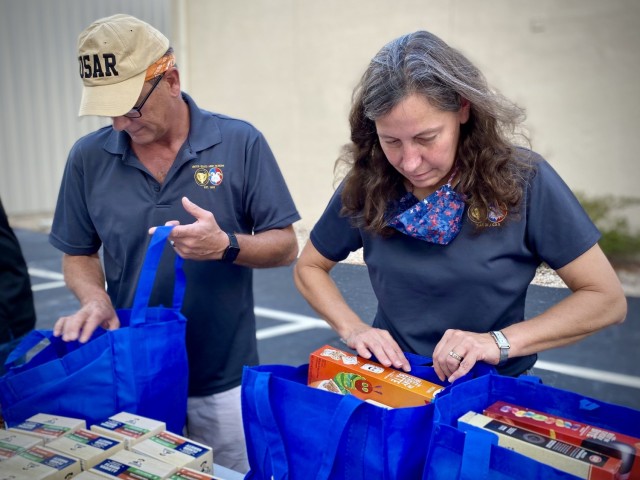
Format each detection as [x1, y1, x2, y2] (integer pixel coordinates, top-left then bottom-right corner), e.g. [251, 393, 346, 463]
[0, 0, 172, 216]
[181, 0, 640, 231]
[2, 0, 638, 232]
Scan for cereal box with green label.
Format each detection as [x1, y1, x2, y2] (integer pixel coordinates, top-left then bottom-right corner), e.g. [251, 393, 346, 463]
[308, 345, 443, 408]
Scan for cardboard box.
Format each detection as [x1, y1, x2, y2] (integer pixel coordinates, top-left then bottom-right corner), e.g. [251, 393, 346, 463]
[132, 431, 214, 474]
[169, 467, 224, 479]
[0, 429, 44, 461]
[308, 345, 443, 408]
[484, 401, 639, 480]
[73, 472, 109, 480]
[459, 411, 622, 480]
[46, 428, 124, 470]
[8, 413, 86, 443]
[0, 445, 81, 479]
[89, 449, 177, 479]
[90, 412, 165, 448]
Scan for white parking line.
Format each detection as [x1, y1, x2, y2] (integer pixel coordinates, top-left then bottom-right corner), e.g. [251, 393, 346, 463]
[28, 268, 66, 292]
[254, 306, 330, 339]
[32, 281, 67, 292]
[28, 268, 64, 281]
[535, 360, 640, 389]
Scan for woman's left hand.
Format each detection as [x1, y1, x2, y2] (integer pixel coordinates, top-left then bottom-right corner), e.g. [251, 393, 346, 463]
[432, 329, 499, 383]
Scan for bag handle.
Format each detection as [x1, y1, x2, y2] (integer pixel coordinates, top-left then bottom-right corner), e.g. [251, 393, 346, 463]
[131, 226, 186, 324]
[458, 425, 497, 480]
[253, 373, 368, 480]
[254, 372, 290, 480]
[314, 394, 367, 480]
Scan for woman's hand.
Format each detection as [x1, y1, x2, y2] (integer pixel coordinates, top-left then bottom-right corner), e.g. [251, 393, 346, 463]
[344, 324, 411, 372]
[432, 329, 499, 382]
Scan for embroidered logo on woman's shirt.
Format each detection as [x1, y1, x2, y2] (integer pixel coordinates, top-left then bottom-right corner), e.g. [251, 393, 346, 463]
[468, 203, 508, 227]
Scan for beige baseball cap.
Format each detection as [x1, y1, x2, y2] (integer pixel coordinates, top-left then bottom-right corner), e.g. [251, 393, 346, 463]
[77, 14, 170, 117]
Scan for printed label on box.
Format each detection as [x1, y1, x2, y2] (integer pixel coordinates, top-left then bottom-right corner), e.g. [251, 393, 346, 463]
[484, 401, 639, 479]
[308, 345, 443, 408]
[459, 411, 622, 480]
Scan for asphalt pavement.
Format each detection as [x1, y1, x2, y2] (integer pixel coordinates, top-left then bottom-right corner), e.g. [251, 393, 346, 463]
[15, 228, 640, 411]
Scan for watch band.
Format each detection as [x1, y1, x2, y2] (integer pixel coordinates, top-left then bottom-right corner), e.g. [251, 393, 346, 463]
[489, 330, 510, 365]
[221, 231, 240, 263]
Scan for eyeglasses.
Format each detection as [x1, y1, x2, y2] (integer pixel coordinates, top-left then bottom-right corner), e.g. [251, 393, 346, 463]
[123, 72, 165, 118]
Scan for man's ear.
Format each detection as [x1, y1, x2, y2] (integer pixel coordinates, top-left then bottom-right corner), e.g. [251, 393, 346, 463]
[164, 68, 181, 95]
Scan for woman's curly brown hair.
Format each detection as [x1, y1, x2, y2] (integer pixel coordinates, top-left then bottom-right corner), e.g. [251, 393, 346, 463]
[336, 30, 532, 236]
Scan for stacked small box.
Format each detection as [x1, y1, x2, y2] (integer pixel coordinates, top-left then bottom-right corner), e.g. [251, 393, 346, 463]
[90, 411, 165, 449]
[74, 472, 109, 480]
[8, 413, 86, 443]
[483, 401, 639, 480]
[0, 429, 43, 461]
[0, 444, 81, 479]
[169, 467, 225, 479]
[89, 449, 178, 479]
[46, 428, 124, 470]
[132, 430, 214, 474]
[458, 411, 622, 480]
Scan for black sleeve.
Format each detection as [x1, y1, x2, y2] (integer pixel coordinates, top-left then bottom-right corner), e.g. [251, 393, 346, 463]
[0, 198, 36, 341]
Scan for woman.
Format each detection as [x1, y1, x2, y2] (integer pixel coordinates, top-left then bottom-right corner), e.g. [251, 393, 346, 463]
[293, 30, 626, 384]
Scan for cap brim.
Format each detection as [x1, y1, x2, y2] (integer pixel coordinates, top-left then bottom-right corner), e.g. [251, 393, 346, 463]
[78, 70, 146, 117]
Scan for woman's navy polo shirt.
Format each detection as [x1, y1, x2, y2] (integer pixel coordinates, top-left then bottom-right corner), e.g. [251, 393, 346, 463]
[310, 150, 599, 375]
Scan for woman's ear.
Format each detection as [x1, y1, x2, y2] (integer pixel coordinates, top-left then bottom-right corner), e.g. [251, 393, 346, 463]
[459, 98, 471, 124]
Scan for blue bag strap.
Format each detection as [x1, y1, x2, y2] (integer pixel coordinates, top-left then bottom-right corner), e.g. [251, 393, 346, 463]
[315, 395, 367, 480]
[517, 374, 542, 384]
[3, 330, 54, 370]
[458, 424, 497, 480]
[378, 351, 494, 384]
[252, 371, 369, 480]
[131, 226, 186, 324]
[254, 372, 290, 480]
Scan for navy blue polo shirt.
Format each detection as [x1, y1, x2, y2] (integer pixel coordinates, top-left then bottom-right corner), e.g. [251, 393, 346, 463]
[50, 93, 300, 396]
[310, 150, 599, 375]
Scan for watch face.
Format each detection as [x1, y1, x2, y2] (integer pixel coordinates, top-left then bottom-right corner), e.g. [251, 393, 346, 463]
[492, 331, 509, 348]
[223, 245, 240, 262]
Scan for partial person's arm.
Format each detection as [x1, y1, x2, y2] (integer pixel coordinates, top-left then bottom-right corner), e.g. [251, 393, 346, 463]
[434, 244, 627, 383]
[149, 197, 298, 268]
[293, 240, 410, 371]
[53, 253, 120, 343]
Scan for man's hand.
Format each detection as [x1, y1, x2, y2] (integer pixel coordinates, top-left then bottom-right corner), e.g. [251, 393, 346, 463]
[149, 196, 228, 260]
[53, 298, 119, 343]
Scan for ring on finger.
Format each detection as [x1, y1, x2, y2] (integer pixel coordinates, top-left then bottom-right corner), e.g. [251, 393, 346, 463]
[448, 350, 464, 362]
[170, 240, 176, 248]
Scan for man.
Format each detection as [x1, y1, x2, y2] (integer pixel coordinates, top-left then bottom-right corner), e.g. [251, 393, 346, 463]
[49, 14, 300, 472]
[0, 197, 37, 375]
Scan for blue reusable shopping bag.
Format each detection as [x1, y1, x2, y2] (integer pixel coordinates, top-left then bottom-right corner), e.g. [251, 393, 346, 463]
[0, 226, 189, 433]
[425, 372, 640, 479]
[241, 352, 494, 480]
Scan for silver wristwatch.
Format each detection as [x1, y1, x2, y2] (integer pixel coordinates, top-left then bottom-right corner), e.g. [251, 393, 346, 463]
[489, 330, 510, 365]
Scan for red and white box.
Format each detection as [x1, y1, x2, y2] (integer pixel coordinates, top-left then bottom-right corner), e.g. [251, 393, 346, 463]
[484, 401, 639, 480]
[459, 411, 623, 480]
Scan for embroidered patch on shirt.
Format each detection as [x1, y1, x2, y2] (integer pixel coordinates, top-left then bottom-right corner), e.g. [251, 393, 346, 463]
[467, 203, 508, 227]
[193, 165, 224, 189]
